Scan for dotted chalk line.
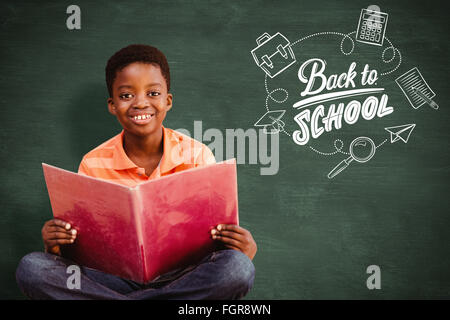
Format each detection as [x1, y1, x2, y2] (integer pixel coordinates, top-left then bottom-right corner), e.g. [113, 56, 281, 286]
[380, 37, 402, 76]
[264, 73, 291, 136]
[309, 138, 388, 157]
[376, 138, 388, 148]
[264, 74, 289, 112]
[309, 139, 349, 156]
[290, 31, 356, 56]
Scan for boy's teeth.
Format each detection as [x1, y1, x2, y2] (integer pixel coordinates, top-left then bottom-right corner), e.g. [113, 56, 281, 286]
[133, 115, 152, 120]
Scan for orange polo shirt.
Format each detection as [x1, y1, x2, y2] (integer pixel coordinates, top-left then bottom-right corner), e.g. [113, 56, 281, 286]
[78, 127, 216, 187]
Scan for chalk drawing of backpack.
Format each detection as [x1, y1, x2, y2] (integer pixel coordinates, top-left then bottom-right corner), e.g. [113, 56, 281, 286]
[251, 32, 296, 78]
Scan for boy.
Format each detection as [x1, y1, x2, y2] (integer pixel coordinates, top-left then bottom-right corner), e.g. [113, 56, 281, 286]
[16, 44, 257, 300]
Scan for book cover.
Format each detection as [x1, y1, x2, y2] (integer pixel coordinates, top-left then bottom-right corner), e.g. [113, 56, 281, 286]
[42, 159, 238, 283]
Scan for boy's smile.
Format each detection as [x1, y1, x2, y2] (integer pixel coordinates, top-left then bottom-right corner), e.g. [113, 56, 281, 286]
[129, 113, 154, 124]
[108, 62, 172, 138]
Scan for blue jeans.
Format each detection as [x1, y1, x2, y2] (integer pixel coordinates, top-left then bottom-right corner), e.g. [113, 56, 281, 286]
[15, 249, 255, 300]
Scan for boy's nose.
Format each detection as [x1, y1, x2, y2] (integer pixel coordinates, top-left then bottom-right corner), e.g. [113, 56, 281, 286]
[132, 95, 150, 108]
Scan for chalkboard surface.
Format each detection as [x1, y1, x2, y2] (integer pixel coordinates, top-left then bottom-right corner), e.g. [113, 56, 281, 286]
[1, 0, 449, 299]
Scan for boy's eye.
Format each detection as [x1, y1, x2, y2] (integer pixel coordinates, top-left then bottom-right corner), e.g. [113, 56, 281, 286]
[148, 91, 160, 97]
[119, 93, 134, 99]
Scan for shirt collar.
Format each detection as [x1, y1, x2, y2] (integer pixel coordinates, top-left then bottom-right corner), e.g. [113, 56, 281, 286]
[112, 130, 138, 170]
[160, 126, 184, 174]
[112, 126, 184, 173]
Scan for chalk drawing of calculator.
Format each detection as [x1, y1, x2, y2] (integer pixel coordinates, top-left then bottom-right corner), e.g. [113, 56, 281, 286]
[356, 9, 389, 46]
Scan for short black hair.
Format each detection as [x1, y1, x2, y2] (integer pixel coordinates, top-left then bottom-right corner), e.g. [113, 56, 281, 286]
[105, 44, 170, 97]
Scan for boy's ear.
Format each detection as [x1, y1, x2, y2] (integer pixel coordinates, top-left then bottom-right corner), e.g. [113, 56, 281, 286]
[165, 93, 173, 112]
[107, 97, 116, 115]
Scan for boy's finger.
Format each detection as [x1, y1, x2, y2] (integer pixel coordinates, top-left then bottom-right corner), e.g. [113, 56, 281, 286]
[52, 219, 71, 230]
[47, 226, 75, 235]
[223, 244, 242, 252]
[48, 232, 76, 240]
[46, 226, 77, 238]
[212, 234, 241, 248]
[212, 230, 244, 242]
[47, 238, 75, 247]
[216, 224, 245, 234]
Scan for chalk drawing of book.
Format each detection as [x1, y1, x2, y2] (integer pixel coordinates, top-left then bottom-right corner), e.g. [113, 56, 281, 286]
[395, 67, 436, 109]
[251, 32, 296, 78]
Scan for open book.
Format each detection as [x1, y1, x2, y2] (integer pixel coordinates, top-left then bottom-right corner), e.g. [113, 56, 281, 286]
[42, 159, 238, 283]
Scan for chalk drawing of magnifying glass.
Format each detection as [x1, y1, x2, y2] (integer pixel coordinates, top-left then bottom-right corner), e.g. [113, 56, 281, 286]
[327, 137, 376, 179]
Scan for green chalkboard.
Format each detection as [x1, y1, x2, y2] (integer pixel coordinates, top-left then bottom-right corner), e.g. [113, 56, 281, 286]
[1, 0, 449, 299]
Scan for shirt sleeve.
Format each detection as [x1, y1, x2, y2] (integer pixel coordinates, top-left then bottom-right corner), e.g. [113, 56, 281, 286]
[77, 158, 91, 175]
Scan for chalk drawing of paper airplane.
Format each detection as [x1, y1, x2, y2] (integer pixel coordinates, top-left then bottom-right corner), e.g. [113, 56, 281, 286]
[254, 110, 286, 134]
[251, 32, 296, 78]
[385, 124, 416, 143]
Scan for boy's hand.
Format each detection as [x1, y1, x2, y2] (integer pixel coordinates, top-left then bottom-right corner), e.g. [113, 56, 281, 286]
[211, 224, 257, 260]
[41, 219, 77, 255]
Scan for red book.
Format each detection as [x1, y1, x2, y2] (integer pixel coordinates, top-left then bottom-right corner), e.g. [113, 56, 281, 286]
[42, 159, 238, 283]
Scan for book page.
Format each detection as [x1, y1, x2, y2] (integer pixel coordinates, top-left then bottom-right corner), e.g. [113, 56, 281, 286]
[43, 164, 144, 282]
[137, 161, 239, 282]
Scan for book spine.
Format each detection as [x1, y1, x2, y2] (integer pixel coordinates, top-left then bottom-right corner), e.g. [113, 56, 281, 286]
[130, 187, 147, 283]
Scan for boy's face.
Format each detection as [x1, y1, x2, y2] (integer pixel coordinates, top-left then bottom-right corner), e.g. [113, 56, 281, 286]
[107, 62, 172, 138]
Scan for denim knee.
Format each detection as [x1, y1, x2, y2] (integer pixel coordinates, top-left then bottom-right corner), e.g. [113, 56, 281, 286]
[214, 250, 255, 298]
[16, 252, 55, 297]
